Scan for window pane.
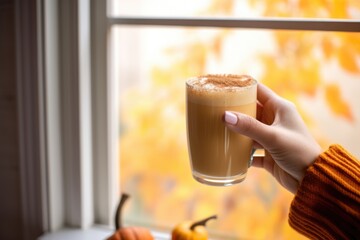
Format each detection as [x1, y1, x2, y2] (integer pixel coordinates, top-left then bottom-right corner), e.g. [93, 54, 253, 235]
[112, 24, 360, 239]
[110, 0, 360, 19]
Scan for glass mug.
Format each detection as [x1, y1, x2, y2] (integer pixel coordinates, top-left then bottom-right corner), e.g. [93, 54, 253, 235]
[186, 74, 258, 186]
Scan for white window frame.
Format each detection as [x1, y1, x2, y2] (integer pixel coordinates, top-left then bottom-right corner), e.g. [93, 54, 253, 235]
[42, 0, 95, 230]
[40, 0, 119, 233]
[38, 0, 360, 238]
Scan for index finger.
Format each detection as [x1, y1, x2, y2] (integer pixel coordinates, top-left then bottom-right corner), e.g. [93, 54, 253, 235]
[257, 83, 278, 105]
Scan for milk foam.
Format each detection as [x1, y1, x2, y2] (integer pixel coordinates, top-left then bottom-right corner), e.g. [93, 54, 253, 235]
[187, 74, 255, 90]
[186, 74, 257, 106]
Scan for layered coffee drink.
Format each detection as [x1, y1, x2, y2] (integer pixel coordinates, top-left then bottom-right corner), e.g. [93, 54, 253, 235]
[186, 74, 257, 186]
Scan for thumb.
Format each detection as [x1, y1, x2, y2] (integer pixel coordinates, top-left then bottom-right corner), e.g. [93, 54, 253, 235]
[224, 111, 274, 147]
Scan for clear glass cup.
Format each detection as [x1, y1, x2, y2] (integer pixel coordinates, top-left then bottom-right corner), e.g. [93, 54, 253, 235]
[186, 74, 258, 186]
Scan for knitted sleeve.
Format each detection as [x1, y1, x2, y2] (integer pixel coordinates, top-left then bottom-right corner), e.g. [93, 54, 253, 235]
[288, 144, 360, 240]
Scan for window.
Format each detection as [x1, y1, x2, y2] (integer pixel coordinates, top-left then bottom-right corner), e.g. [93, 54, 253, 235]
[36, 0, 360, 239]
[97, 1, 360, 239]
[53, 0, 360, 239]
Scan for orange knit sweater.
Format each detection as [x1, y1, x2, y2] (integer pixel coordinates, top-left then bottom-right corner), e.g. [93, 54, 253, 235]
[289, 144, 360, 240]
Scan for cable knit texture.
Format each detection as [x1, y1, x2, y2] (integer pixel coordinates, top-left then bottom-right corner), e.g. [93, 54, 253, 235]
[289, 144, 360, 240]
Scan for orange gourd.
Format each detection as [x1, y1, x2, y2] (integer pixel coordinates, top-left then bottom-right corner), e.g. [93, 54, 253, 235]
[172, 215, 217, 240]
[107, 193, 154, 240]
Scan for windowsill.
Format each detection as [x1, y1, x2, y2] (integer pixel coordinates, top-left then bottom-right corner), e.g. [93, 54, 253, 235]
[38, 226, 171, 240]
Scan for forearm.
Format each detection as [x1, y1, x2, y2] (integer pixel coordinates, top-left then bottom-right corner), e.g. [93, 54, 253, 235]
[289, 144, 360, 240]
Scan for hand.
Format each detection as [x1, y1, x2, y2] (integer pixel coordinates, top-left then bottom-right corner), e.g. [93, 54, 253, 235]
[223, 83, 322, 194]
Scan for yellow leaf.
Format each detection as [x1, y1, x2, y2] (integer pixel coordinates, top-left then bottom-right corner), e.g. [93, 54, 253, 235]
[330, 1, 347, 18]
[325, 84, 353, 122]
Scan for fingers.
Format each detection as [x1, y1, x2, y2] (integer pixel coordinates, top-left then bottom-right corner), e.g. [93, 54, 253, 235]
[224, 111, 274, 147]
[256, 101, 263, 120]
[252, 141, 263, 149]
[251, 155, 275, 177]
[257, 83, 278, 105]
[251, 156, 265, 168]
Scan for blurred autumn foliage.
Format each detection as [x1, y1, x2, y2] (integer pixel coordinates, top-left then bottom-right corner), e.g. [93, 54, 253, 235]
[118, 0, 360, 239]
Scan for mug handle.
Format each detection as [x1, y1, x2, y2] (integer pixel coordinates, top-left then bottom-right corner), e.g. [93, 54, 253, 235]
[249, 148, 265, 167]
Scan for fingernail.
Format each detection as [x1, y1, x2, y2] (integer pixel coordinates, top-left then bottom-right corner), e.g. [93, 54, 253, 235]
[224, 111, 238, 125]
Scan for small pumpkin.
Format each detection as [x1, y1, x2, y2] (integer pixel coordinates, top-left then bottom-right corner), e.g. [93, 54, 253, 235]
[172, 215, 217, 240]
[107, 193, 154, 240]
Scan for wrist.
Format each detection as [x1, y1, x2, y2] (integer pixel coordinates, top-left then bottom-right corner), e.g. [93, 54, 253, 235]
[297, 144, 322, 186]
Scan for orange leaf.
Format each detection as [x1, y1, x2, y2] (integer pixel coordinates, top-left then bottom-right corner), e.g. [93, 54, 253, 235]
[205, 0, 234, 15]
[322, 36, 334, 59]
[211, 30, 229, 60]
[325, 84, 353, 122]
[337, 47, 359, 73]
